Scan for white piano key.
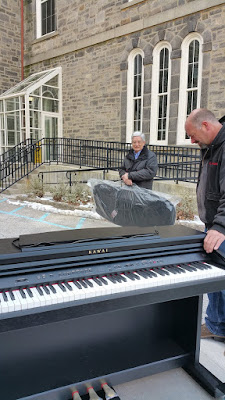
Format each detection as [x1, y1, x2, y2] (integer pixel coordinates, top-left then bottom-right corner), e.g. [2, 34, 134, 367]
[26, 287, 42, 308]
[0, 292, 10, 313]
[3, 291, 15, 312]
[14, 289, 29, 310]
[1, 261, 225, 316]
[23, 288, 36, 309]
[11, 290, 23, 311]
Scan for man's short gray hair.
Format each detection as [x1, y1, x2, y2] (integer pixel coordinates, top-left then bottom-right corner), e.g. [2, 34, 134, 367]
[131, 131, 145, 141]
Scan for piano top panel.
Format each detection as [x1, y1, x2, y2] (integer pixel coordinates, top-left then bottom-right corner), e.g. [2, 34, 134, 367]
[0, 225, 205, 256]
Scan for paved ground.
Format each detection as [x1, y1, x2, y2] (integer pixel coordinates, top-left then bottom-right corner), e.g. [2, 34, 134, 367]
[0, 194, 224, 400]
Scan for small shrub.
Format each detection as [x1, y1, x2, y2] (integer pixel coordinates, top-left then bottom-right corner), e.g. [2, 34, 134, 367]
[65, 183, 92, 205]
[24, 177, 44, 198]
[50, 182, 68, 202]
[176, 193, 195, 220]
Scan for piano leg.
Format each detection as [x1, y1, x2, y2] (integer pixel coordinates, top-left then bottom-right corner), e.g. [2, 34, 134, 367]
[184, 363, 225, 398]
[183, 295, 225, 398]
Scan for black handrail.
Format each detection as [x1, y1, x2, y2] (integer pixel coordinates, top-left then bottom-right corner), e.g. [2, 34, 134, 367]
[0, 138, 201, 193]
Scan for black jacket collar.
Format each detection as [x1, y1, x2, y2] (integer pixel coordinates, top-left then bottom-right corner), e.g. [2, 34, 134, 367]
[127, 145, 148, 160]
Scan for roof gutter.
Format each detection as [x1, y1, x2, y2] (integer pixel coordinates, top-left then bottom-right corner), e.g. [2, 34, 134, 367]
[21, 0, 24, 80]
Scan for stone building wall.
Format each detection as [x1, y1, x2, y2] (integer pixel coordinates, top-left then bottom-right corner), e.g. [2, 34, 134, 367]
[0, 0, 21, 95]
[23, 0, 225, 143]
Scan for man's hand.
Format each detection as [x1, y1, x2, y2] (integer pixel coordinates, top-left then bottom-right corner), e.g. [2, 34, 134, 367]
[122, 173, 133, 186]
[204, 229, 225, 253]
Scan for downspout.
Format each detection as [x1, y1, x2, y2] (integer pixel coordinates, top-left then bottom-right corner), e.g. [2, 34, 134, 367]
[21, 0, 24, 80]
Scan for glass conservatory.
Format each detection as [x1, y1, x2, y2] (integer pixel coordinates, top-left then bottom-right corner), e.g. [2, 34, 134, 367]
[0, 67, 62, 155]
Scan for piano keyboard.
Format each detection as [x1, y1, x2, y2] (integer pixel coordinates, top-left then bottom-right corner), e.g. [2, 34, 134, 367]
[0, 260, 225, 315]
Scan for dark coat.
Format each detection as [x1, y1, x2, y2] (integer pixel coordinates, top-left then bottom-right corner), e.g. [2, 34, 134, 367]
[118, 145, 158, 189]
[197, 123, 225, 234]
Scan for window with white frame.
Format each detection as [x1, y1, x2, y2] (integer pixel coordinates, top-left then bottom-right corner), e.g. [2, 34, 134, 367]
[177, 33, 203, 145]
[126, 49, 144, 142]
[36, 0, 56, 38]
[150, 42, 171, 145]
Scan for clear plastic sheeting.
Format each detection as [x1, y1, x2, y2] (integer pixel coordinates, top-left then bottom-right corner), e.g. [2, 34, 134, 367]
[88, 179, 178, 227]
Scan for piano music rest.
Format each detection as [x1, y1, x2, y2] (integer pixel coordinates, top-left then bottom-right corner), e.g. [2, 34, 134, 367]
[0, 225, 224, 400]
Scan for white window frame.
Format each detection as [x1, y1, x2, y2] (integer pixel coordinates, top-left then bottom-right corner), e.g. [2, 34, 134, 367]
[177, 33, 203, 145]
[126, 49, 144, 143]
[150, 41, 171, 145]
[36, 0, 56, 39]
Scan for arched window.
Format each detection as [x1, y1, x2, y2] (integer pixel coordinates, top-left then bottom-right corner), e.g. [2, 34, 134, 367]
[177, 33, 203, 145]
[150, 42, 171, 144]
[126, 49, 144, 142]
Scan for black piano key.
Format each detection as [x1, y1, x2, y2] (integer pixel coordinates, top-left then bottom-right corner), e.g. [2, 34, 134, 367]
[37, 286, 44, 296]
[9, 291, 15, 300]
[42, 285, 50, 295]
[93, 277, 102, 286]
[113, 274, 123, 283]
[141, 269, 152, 277]
[64, 282, 73, 291]
[176, 265, 187, 273]
[58, 283, 67, 292]
[188, 262, 204, 270]
[192, 261, 208, 270]
[118, 274, 127, 282]
[153, 267, 168, 276]
[106, 275, 117, 284]
[20, 288, 26, 298]
[133, 272, 141, 280]
[163, 266, 180, 275]
[2, 292, 8, 301]
[137, 270, 149, 279]
[123, 272, 136, 281]
[84, 279, 93, 288]
[173, 265, 186, 273]
[26, 288, 34, 297]
[73, 280, 82, 289]
[98, 276, 108, 285]
[161, 268, 171, 275]
[79, 280, 88, 288]
[49, 284, 57, 293]
[179, 263, 196, 272]
[147, 269, 158, 278]
[200, 262, 212, 269]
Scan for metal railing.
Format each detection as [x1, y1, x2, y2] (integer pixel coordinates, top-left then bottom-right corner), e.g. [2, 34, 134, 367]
[0, 138, 201, 193]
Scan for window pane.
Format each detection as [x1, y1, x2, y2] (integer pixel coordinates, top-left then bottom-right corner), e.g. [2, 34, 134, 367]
[41, 0, 55, 35]
[157, 48, 169, 141]
[194, 41, 199, 62]
[7, 115, 15, 130]
[188, 40, 200, 89]
[42, 86, 58, 99]
[29, 95, 41, 110]
[47, 76, 58, 87]
[1, 130, 5, 145]
[132, 53, 143, 133]
[8, 131, 15, 146]
[193, 63, 199, 87]
[189, 41, 194, 63]
[163, 69, 168, 92]
[159, 71, 163, 93]
[43, 98, 58, 112]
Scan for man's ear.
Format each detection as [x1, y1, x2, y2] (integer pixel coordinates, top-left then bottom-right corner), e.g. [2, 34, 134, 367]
[202, 121, 209, 130]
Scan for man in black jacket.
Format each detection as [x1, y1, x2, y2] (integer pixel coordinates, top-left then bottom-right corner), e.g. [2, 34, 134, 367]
[185, 108, 225, 342]
[119, 132, 158, 189]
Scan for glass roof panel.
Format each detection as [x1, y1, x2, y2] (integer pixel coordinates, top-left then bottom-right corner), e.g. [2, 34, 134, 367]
[0, 68, 59, 98]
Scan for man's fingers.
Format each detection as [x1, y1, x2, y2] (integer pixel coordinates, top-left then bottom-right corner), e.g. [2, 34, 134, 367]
[204, 230, 225, 253]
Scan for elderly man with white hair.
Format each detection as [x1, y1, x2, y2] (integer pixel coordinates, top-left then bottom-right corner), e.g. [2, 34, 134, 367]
[119, 131, 158, 189]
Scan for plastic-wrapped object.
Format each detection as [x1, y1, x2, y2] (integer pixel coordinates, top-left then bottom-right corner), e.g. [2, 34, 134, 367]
[88, 179, 177, 227]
